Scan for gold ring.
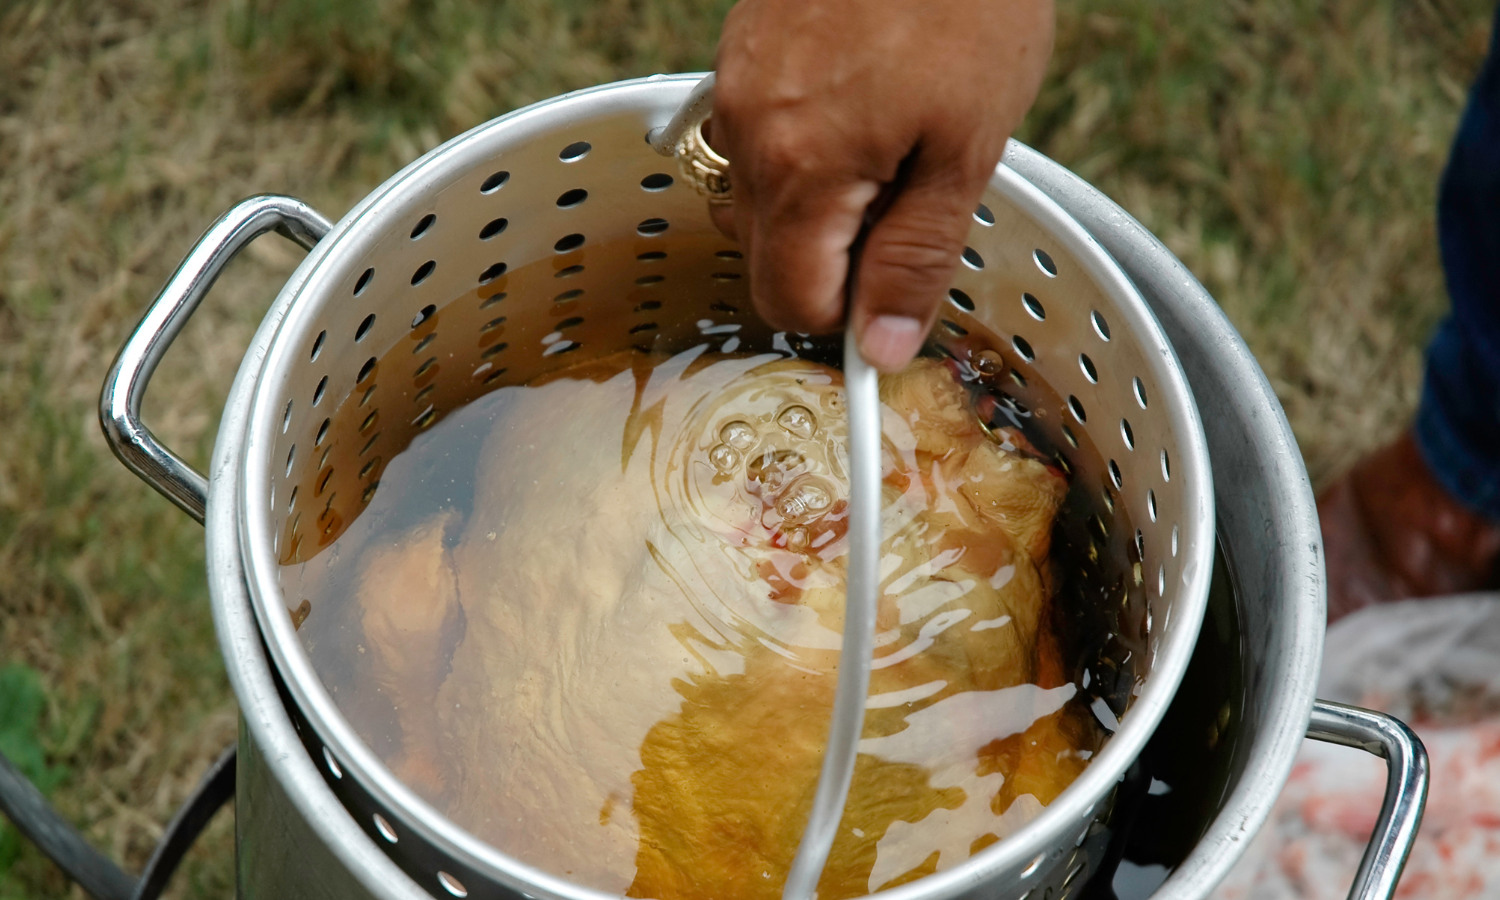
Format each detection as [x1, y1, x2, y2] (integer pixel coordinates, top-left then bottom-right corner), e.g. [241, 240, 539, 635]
[676, 118, 733, 205]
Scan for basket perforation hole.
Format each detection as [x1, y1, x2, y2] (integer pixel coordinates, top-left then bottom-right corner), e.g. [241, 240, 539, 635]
[479, 218, 508, 240]
[353, 268, 374, 296]
[1101, 487, 1115, 514]
[285, 445, 295, 477]
[961, 247, 985, 270]
[555, 233, 585, 252]
[710, 301, 740, 314]
[1133, 377, 1148, 409]
[282, 400, 293, 433]
[637, 251, 666, 261]
[481, 316, 506, 333]
[1091, 311, 1112, 341]
[641, 173, 674, 191]
[556, 316, 584, 330]
[310, 330, 326, 362]
[410, 214, 435, 240]
[1171, 524, 1180, 557]
[1161, 449, 1171, 481]
[482, 368, 509, 385]
[314, 418, 330, 447]
[1009, 369, 1027, 388]
[480, 292, 506, 309]
[1147, 488, 1159, 522]
[1012, 335, 1035, 362]
[637, 217, 669, 236]
[1079, 353, 1098, 384]
[1061, 424, 1078, 448]
[413, 333, 436, 355]
[359, 386, 376, 407]
[414, 385, 435, 406]
[355, 313, 376, 342]
[556, 188, 588, 208]
[711, 271, 741, 281]
[1022, 854, 1044, 879]
[1067, 395, 1086, 424]
[974, 203, 995, 225]
[1034, 248, 1058, 277]
[410, 260, 436, 286]
[287, 485, 297, 513]
[715, 249, 743, 259]
[1157, 565, 1166, 598]
[322, 746, 342, 779]
[556, 265, 584, 278]
[1120, 418, 1134, 450]
[313, 376, 327, 407]
[1022, 293, 1045, 320]
[480, 170, 509, 193]
[437, 872, 468, 897]
[636, 275, 664, 286]
[359, 432, 379, 456]
[554, 289, 584, 303]
[559, 141, 591, 162]
[1108, 459, 1123, 490]
[357, 357, 377, 384]
[630, 322, 657, 334]
[482, 342, 509, 359]
[479, 262, 507, 284]
[941, 320, 968, 337]
[373, 813, 398, 843]
[636, 300, 662, 311]
[412, 304, 437, 329]
[947, 288, 975, 311]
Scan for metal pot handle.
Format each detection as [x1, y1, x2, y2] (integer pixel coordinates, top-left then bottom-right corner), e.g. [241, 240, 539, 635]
[99, 195, 331, 524]
[1305, 700, 1429, 900]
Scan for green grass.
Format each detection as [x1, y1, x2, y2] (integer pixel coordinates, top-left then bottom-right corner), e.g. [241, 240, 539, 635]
[0, 0, 1492, 896]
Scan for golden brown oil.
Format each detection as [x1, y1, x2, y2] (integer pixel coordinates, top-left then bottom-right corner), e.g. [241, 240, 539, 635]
[283, 337, 1128, 900]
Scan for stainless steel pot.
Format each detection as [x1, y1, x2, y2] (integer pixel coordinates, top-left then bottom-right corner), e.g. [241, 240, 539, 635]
[54, 74, 1424, 900]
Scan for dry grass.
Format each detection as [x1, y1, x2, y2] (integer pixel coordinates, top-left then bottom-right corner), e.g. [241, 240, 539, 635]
[0, 0, 1491, 897]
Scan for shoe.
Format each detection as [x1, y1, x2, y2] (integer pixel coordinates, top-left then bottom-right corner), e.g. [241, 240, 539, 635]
[1316, 429, 1500, 621]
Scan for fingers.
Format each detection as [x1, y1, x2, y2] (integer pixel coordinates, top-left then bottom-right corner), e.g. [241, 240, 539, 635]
[851, 151, 990, 371]
[745, 176, 882, 333]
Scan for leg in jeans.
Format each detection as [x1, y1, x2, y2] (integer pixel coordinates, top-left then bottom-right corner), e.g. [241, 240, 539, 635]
[1321, 9, 1500, 620]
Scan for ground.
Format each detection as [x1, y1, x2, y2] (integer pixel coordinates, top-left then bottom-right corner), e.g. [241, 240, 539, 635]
[0, 0, 1492, 897]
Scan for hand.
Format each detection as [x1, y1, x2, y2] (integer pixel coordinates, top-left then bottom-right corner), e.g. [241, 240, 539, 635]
[710, 0, 1054, 372]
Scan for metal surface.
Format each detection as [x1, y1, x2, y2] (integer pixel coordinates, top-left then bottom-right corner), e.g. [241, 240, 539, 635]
[99, 195, 331, 524]
[1304, 702, 1428, 900]
[86, 74, 1417, 900]
[1001, 143, 1334, 900]
[211, 73, 1211, 900]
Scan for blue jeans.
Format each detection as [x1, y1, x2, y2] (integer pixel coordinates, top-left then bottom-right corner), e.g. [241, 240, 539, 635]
[1415, 9, 1500, 520]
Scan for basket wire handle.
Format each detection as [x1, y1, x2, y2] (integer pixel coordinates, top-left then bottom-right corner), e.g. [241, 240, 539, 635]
[657, 74, 881, 900]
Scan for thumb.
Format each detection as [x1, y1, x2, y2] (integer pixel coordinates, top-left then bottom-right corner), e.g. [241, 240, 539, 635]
[850, 160, 986, 372]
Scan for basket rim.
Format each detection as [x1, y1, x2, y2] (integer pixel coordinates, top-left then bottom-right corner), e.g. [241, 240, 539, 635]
[230, 73, 1215, 900]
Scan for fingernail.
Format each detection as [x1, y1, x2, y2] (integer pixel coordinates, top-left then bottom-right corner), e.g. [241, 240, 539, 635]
[860, 315, 925, 372]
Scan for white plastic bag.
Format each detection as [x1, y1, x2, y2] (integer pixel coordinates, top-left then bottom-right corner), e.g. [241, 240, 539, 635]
[1213, 595, 1500, 900]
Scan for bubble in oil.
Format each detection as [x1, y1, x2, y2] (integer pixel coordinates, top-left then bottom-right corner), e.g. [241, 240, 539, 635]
[719, 420, 758, 451]
[785, 526, 810, 552]
[747, 449, 806, 490]
[709, 443, 741, 473]
[974, 349, 1005, 380]
[776, 405, 817, 440]
[775, 477, 833, 524]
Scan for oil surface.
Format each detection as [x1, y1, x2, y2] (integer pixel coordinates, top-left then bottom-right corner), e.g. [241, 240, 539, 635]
[284, 345, 1109, 899]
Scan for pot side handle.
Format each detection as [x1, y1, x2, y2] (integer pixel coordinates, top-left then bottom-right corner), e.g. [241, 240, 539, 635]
[1305, 700, 1430, 900]
[99, 195, 331, 525]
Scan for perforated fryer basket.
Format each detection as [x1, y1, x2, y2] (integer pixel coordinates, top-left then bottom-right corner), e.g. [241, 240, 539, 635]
[107, 74, 1214, 900]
